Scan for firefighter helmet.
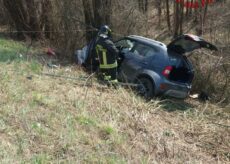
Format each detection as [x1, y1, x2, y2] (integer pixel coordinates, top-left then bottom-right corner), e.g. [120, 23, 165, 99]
[99, 25, 112, 38]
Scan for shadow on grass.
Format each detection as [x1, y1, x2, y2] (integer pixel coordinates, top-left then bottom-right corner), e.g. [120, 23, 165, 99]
[0, 37, 28, 63]
[159, 99, 194, 112]
[0, 50, 25, 63]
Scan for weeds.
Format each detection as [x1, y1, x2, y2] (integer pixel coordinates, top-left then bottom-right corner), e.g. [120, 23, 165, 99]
[28, 61, 42, 74]
[0, 37, 229, 163]
[76, 116, 97, 126]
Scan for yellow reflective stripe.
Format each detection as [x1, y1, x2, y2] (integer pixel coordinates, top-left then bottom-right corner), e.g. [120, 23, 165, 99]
[103, 52, 107, 65]
[96, 45, 103, 50]
[96, 44, 108, 66]
[96, 45, 102, 55]
[100, 61, 118, 69]
[96, 44, 117, 69]
[96, 45, 107, 53]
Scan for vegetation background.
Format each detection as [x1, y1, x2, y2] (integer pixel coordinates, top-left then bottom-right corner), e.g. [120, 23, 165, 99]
[0, 0, 229, 163]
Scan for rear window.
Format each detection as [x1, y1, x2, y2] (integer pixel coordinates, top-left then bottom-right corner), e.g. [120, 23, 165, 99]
[174, 39, 200, 52]
[169, 54, 185, 68]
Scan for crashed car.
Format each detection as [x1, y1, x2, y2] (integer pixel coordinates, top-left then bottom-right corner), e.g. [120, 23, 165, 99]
[115, 34, 217, 99]
[84, 34, 217, 99]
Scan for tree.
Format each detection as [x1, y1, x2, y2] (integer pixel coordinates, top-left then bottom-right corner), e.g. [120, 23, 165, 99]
[92, 0, 112, 28]
[173, 0, 184, 37]
[197, 0, 209, 35]
[82, 0, 95, 42]
[138, 0, 148, 13]
[82, 0, 112, 42]
[156, 0, 162, 26]
[2, 0, 52, 40]
[166, 0, 171, 32]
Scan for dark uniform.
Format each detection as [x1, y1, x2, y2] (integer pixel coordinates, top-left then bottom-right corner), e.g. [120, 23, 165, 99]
[96, 33, 119, 83]
[84, 37, 99, 71]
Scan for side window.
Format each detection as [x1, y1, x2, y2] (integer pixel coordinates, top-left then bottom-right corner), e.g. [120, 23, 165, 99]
[132, 43, 158, 57]
[115, 39, 135, 53]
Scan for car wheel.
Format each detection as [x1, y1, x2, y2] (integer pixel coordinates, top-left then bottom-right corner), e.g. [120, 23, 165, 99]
[136, 77, 155, 99]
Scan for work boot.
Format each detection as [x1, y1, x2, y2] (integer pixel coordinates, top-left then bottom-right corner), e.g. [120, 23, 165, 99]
[108, 79, 119, 89]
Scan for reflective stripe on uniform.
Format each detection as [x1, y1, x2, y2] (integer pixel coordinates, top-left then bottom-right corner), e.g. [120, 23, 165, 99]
[102, 51, 107, 65]
[100, 61, 118, 69]
[96, 44, 117, 69]
[96, 45, 107, 64]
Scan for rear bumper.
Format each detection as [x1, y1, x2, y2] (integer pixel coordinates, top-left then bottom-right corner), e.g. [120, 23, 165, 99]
[164, 89, 189, 99]
[158, 81, 191, 99]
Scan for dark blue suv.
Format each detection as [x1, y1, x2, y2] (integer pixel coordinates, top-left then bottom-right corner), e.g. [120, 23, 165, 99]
[115, 34, 217, 99]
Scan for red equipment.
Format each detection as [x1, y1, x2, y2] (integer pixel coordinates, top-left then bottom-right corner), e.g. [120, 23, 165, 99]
[176, 0, 214, 8]
[47, 48, 56, 56]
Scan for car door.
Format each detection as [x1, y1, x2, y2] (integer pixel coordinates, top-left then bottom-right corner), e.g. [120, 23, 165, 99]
[118, 40, 159, 82]
[115, 38, 136, 81]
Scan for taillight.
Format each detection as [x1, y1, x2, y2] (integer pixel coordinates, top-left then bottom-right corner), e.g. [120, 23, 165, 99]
[162, 66, 173, 78]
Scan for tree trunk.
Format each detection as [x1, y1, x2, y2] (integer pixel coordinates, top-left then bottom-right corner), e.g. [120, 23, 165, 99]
[179, 0, 184, 35]
[144, 0, 148, 13]
[203, 1, 209, 26]
[166, 0, 171, 32]
[82, 0, 95, 42]
[92, 0, 112, 28]
[82, 0, 112, 42]
[92, 0, 102, 28]
[41, 0, 53, 39]
[138, 0, 148, 13]
[104, 0, 112, 25]
[174, 1, 180, 37]
[155, 0, 162, 26]
[197, 0, 204, 35]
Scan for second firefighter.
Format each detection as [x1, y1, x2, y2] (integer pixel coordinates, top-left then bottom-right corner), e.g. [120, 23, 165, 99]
[96, 25, 119, 83]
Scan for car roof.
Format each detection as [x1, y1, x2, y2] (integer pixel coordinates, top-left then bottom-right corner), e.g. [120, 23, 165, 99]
[126, 35, 167, 50]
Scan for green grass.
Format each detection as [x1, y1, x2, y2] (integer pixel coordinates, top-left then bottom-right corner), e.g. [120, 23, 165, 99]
[102, 125, 115, 135]
[0, 37, 229, 163]
[76, 115, 97, 126]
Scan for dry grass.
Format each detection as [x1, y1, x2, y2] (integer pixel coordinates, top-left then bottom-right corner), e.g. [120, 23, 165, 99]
[0, 38, 229, 163]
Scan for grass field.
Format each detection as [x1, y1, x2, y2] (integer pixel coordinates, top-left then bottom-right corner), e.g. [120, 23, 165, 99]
[0, 37, 229, 163]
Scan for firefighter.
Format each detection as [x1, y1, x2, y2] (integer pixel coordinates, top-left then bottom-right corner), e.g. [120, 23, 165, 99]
[95, 25, 119, 84]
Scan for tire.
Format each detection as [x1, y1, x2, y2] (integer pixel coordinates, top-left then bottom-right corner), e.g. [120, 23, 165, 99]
[136, 77, 155, 99]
